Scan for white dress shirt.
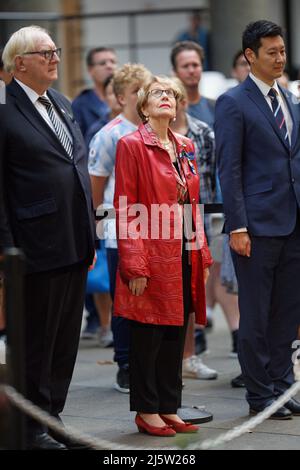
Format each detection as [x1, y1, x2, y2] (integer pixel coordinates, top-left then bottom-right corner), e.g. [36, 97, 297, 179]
[14, 78, 73, 143]
[249, 72, 293, 144]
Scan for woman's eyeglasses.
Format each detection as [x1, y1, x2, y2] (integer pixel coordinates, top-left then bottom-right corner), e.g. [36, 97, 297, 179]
[22, 48, 62, 61]
[148, 89, 176, 99]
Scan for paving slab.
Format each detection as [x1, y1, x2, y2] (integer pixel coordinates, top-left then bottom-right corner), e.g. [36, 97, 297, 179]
[62, 307, 300, 451]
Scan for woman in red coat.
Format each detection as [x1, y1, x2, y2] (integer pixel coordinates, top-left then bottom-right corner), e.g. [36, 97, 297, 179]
[114, 75, 213, 436]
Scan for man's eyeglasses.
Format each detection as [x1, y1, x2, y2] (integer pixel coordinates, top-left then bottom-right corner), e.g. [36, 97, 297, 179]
[148, 89, 176, 99]
[22, 48, 62, 61]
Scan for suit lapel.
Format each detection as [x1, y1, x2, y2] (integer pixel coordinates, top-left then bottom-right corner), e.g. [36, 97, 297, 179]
[244, 77, 290, 151]
[48, 89, 87, 161]
[8, 80, 72, 160]
[279, 85, 298, 150]
[47, 89, 78, 150]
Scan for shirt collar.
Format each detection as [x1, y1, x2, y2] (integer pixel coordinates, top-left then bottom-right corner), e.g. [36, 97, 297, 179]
[249, 72, 280, 98]
[138, 122, 187, 153]
[14, 78, 48, 104]
[186, 113, 201, 135]
[118, 113, 138, 130]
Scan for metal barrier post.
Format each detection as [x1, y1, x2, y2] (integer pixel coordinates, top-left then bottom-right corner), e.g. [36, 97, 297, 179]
[3, 248, 25, 450]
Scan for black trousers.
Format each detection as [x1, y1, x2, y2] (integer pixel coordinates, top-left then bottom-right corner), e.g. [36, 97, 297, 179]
[232, 216, 300, 409]
[129, 246, 192, 414]
[24, 262, 88, 435]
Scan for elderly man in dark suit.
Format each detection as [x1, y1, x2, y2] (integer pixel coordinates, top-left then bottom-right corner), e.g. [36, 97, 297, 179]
[0, 26, 95, 449]
[216, 20, 300, 420]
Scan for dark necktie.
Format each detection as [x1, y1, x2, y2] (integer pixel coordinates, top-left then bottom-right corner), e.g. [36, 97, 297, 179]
[268, 88, 289, 145]
[38, 96, 73, 158]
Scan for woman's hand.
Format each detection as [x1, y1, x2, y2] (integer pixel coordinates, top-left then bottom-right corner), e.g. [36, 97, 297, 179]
[88, 250, 97, 271]
[129, 277, 148, 296]
[204, 268, 210, 284]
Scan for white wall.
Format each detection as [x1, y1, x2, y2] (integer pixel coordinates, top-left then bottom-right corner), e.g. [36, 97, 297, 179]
[81, 0, 208, 13]
[210, 0, 285, 75]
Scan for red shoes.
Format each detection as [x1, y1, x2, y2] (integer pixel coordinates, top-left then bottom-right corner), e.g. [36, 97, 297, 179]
[135, 414, 199, 436]
[135, 414, 176, 437]
[161, 415, 199, 433]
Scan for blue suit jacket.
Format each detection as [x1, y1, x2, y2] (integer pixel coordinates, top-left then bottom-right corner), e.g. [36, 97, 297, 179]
[215, 76, 300, 236]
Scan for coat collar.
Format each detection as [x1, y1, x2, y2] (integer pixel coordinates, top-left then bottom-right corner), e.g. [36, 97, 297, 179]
[138, 122, 188, 154]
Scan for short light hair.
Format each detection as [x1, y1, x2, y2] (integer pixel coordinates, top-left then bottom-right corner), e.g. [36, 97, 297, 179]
[112, 63, 151, 98]
[2, 25, 51, 73]
[137, 75, 183, 123]
[169, 76, 187, 102]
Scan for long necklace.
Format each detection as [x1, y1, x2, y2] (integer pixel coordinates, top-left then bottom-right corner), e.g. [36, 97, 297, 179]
[161, 139, 177, 164]
[161, 140, 171, 150]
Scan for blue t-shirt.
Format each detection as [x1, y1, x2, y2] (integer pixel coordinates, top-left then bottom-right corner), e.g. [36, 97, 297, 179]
[187, 97, 215, 129]
[72, 89, 109, 139]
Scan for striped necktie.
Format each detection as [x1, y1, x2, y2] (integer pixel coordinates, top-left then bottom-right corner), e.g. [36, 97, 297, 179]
[268, 88, 289, 145]
[38, 96, 73, 158]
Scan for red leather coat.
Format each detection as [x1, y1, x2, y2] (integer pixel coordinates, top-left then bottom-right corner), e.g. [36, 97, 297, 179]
[113, 123, 213, 326]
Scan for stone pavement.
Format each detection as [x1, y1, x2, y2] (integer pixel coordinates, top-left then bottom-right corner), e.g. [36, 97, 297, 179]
[62, 307, 300, 451]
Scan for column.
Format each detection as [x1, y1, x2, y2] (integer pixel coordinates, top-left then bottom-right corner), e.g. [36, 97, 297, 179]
[210, 0, 285, 76]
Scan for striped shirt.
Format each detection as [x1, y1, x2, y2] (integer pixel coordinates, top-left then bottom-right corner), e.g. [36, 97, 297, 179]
[186, 113, 217, 240]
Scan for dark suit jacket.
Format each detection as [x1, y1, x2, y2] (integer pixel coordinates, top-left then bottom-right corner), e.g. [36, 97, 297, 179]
[0, 79, 95, 273]
[215, 76, 300, 236]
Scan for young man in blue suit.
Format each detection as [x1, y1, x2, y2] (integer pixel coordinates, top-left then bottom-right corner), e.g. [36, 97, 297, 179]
[215, 20, 300, 420]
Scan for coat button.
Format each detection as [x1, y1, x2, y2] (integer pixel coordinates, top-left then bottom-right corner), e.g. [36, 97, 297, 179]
[186, 174, 192, 179]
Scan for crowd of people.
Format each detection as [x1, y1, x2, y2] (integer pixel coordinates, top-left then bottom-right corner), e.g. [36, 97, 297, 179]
[0, 18, 300, 449]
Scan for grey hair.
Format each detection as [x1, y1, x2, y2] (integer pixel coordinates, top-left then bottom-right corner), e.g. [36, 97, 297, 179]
[136, 75, 183, 123]
[2, 25, 51, 73]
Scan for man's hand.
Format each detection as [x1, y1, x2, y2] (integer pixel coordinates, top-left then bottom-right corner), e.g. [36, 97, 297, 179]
[230, 232, 251, 257]
[129, 277, 147, 296]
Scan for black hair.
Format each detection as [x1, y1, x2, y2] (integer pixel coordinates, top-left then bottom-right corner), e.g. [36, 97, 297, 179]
[170, 41, 205, 70]
[242, 20, 283, 58]
[232, 50, 246, 68]
[86, 47, 115, 67]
